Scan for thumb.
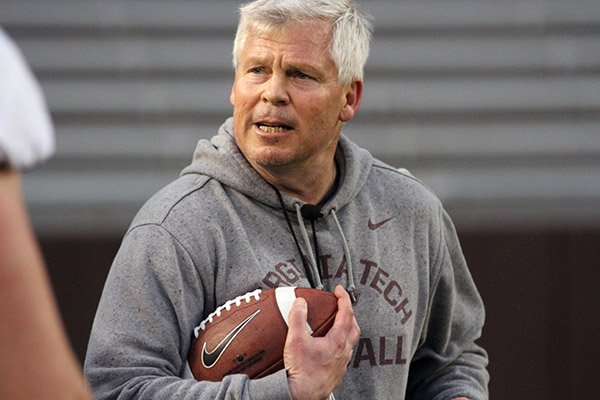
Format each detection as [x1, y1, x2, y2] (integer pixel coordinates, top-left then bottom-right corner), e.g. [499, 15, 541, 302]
[286, 297, 309, 339]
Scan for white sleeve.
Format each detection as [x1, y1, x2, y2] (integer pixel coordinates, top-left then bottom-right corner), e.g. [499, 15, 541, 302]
[0, 27, 55, 170]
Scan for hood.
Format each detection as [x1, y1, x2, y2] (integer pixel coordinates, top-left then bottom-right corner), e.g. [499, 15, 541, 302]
[181, 117, 374, 214]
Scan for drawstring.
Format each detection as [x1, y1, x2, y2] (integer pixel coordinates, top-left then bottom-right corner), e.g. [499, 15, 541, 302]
[330, 209, 358, 305]
[271, 186, 317, 288]
[294, 203, 324, 290]
[294, 203, 359, 305]
[310, 220, 322, 279]
[269, 186, 359, 305]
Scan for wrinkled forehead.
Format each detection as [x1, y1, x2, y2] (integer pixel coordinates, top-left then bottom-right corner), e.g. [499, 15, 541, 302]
[247, 18, 333, 45]
[240, 21, 335, 67]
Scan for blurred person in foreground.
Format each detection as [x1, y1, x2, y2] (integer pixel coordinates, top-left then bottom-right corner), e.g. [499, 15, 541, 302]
[85, 1, 489, 399]
[0, 27, 92, 400]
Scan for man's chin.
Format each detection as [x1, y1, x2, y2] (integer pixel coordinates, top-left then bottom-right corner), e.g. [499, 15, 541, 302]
[248, 148, 296, 170]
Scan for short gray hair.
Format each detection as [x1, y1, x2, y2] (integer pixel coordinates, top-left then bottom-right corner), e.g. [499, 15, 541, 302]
[233, 0, 372, 85]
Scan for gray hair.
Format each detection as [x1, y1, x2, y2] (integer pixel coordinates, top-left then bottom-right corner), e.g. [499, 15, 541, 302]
[233, 0, 372, 85]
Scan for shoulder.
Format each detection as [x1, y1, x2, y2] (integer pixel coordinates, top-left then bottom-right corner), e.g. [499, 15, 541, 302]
[128, 174, 215, 231]
[368, 158, 443, 212]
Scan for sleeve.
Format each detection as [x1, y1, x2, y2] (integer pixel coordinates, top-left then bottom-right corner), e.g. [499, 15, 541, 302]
[406, 208, 490, 400]
[84, 224, 292, 400]
[0, 27, 55, 170]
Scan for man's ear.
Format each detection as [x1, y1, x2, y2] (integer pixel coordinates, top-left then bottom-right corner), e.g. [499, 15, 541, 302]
[339, 80, 363, 123]
[229, 83, 236, 106]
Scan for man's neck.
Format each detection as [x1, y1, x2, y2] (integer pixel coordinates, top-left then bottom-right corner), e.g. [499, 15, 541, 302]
[256, 160, 337, 205]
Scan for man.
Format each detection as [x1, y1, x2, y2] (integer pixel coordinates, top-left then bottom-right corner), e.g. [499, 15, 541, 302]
[85, 1, 489, 399]
[0, 27, 93, 399]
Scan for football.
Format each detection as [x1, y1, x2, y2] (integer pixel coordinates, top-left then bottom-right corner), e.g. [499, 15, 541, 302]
[188, 286, 338, 382]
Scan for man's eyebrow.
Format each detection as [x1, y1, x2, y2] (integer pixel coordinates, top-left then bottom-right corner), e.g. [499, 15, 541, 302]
[240, 55, 327, 78]
[285, 60, 325, 75]
[242, 53, 272, 64]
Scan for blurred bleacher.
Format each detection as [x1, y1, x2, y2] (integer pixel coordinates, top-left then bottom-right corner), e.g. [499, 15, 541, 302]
[2, 0, 599, 235]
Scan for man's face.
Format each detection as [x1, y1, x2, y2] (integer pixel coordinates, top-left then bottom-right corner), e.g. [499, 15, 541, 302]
[230, 20, 361, 175]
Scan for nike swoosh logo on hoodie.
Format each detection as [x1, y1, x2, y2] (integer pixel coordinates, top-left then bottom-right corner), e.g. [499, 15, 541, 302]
[201, 309, 260, 369]
[368, 216, 395, 230]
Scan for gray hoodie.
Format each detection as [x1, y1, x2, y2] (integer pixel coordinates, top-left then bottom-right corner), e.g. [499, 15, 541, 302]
[85, 118, 489, 399]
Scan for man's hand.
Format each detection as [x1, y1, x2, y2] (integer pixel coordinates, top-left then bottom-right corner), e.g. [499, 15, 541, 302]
[284, 285, 360, 400]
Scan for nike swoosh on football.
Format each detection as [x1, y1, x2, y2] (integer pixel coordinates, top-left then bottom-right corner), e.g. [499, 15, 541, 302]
[201, 309, 261, 369]
[368, 216, 395, 230]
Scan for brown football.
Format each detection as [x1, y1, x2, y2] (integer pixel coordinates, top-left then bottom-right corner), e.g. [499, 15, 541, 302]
[188, 287, 338, 381]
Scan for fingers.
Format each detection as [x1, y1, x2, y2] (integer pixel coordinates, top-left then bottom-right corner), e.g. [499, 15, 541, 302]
[284, 287, 360, 400]
[288, 286, 359, 341]
[286, 296, 310, 340]
[331, 285, 361, 345]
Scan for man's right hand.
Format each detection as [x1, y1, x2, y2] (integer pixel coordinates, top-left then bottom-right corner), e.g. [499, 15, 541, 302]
[283, 285, 360, 400]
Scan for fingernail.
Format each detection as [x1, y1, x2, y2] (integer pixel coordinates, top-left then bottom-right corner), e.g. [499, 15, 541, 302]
[295, 297, 307, 310]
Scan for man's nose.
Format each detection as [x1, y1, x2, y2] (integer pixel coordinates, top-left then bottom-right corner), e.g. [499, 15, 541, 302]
[261, 73, 290, 106]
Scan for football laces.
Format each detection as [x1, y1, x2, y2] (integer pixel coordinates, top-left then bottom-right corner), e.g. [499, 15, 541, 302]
[194, 288, 263, 337]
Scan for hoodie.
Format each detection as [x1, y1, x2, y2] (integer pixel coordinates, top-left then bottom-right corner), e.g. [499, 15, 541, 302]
[84, 118, 489, 400]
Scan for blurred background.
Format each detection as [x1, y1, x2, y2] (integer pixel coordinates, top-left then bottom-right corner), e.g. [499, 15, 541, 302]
[2, 0, 599, 398]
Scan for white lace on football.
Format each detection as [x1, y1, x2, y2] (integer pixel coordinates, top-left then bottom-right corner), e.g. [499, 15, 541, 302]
[193, 288, 263, 337]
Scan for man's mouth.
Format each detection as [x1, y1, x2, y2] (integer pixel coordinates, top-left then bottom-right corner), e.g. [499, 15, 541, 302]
[256, 123, 293, 133]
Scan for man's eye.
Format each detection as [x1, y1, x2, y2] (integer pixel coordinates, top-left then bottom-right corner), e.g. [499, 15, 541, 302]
[291, 70, 311, 80]
[251, 67, 264, 74]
